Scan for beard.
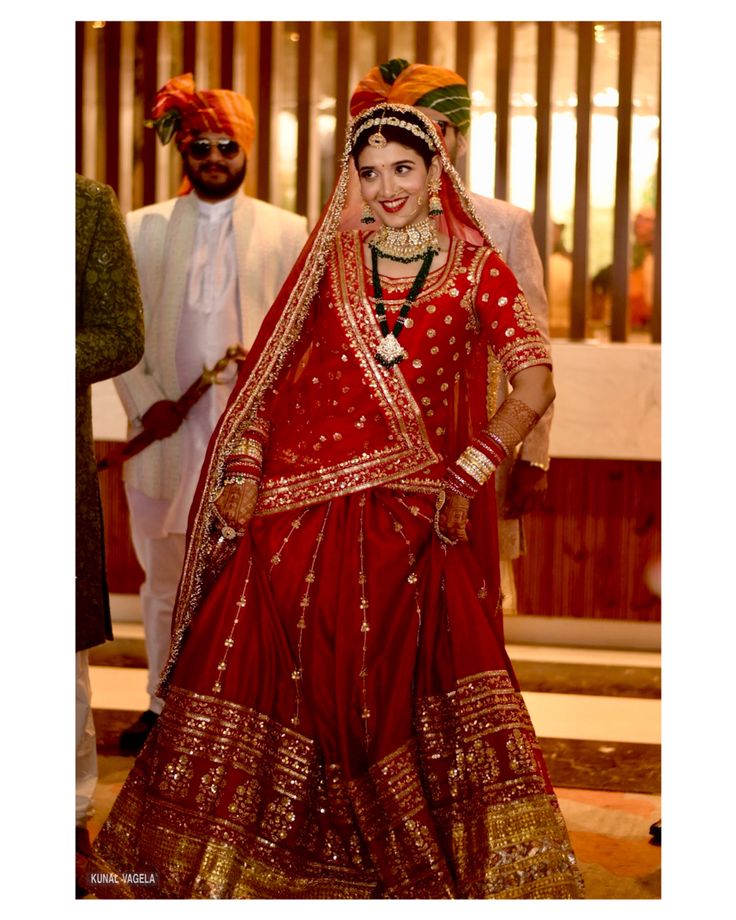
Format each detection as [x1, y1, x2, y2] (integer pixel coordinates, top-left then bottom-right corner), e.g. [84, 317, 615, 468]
[183, 158, 247, 200]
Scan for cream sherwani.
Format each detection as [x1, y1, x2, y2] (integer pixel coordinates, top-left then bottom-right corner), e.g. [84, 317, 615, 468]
[472, 195, 553, 609]
[115, 190, 307, 500]
[114, 189, 307, 710]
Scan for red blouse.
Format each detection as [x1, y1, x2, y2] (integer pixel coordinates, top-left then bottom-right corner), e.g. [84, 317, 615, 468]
[251, 231, 550, 516]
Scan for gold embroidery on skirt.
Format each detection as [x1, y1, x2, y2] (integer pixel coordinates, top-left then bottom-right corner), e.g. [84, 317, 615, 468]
[159, 753, 194, 799]
[91, 677, 583, 899]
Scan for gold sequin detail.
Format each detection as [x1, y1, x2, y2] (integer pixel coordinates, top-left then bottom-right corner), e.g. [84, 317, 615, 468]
[511, 292, 539, 332]
[212, 557, 253, 694]
[268, 511, 306, 575]
[291, 503, 332, 726]
[357, 495, 371, 747]
[92, 670, 583, 899]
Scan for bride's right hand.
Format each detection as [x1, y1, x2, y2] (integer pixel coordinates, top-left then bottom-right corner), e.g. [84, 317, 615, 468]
[213, 480, 259, 535]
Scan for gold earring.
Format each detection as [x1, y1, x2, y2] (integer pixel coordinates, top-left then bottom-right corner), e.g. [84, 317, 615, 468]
[428, 177, 443, 216]
[361, 200, 375, 224]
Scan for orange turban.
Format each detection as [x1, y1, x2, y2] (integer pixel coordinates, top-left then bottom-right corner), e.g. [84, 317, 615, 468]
[148, 73, 256, 159]
[350, 59, 472, 134]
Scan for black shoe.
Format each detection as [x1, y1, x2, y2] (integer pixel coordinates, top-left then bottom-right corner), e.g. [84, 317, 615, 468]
[649, 819, 661, 845]
[119, 709, 159, 754]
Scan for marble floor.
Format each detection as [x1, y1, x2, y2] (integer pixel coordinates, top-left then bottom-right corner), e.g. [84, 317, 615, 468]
[85, 603, 662, 901]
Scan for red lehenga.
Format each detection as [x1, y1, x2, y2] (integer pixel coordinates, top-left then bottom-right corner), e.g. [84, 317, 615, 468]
[90, 106, 584, 899]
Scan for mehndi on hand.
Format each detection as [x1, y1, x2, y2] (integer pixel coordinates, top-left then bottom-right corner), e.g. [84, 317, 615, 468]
[212, 480, 259, 539]
[435, 489, 471, 544]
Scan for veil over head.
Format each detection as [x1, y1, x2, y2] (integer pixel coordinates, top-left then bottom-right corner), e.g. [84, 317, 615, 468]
[159, 103, 503, 694]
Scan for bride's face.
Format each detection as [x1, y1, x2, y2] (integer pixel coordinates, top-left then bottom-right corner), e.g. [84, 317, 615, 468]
[357, 141, 438, 228]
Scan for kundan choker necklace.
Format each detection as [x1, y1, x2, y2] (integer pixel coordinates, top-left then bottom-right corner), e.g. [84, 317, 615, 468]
[369, 216, 440, 264]
[371, 242, 437, 368]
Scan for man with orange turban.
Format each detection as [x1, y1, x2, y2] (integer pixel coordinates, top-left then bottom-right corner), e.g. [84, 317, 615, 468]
[114, 75, 308, 751]
[350, 60, 553, 614]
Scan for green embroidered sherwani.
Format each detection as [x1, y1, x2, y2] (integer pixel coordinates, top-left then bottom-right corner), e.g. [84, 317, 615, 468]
[76, 175, 144, 651]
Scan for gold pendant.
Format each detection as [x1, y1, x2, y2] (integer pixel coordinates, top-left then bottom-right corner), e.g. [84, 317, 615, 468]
[375, 333, 407, 368]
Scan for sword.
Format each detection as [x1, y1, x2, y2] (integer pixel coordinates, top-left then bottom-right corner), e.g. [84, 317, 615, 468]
[97, 344, 247, 471]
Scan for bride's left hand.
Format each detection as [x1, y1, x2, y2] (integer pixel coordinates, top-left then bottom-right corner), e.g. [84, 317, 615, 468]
[438, 491, 471, 542]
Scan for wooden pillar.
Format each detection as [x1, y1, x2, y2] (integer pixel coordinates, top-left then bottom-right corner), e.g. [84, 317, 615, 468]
[256, 21, 273, 203]
[76, 22, 85, 175]
[570, 22, 594, 341]
[295, 21, 313, 218]
[494, 22, 513, 202]
[220, 22, 234, 88]
[532, 21, 554, 284]
[611, 22, 636, 343]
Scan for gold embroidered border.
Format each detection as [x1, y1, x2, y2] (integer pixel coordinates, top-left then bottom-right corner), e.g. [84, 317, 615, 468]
[92, 675, 582, 899]
[465, 246, 494, 330]
[91, 686, 378, 899]
[496, 338, 552, 378]
[413, 672, 584, 898]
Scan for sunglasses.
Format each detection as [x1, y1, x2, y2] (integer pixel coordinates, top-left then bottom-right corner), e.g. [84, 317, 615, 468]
[434, 120, 457, 137]
[188, 138, 241, 160]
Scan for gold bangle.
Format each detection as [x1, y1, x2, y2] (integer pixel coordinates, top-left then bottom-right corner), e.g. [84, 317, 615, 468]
[456, 447, 497, 486]
[455, 455, 486, 486]
[464, 445, 498, 479]
[229, 438, 263, 459]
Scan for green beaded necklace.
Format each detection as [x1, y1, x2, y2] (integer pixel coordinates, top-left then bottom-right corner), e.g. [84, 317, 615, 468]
[370, 243, 437, 369]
